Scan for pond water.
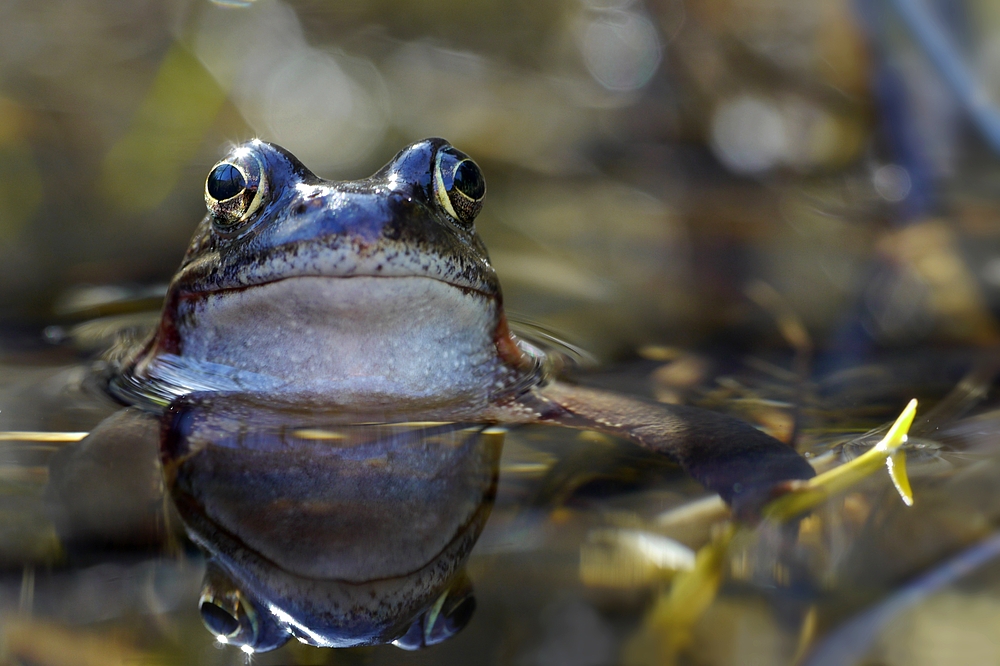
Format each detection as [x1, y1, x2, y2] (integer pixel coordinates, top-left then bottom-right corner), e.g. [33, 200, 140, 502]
[6, 0, 1000, 664]
[4, 335, 1000, 665]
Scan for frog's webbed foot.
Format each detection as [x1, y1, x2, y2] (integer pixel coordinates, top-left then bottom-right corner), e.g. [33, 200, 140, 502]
[529, 382, 815, 513]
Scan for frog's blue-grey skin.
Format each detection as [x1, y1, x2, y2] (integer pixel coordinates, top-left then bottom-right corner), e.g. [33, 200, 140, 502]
[113, 137, 813, 508]
[111, 138, 526, 413]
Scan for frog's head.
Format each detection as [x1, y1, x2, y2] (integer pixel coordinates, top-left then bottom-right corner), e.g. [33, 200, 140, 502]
[122, 139, 535, 408]
[178, 138, 496, 299]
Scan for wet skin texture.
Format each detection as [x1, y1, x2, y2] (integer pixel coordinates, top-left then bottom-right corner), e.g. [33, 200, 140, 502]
[114, 137, 813, 506]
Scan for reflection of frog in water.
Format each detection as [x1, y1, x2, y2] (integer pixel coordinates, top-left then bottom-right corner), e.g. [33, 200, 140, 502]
[51, 139, 815, 652]
[161, 394, 501, 651]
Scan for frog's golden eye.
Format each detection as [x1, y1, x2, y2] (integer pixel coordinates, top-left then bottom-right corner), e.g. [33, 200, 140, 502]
[434, 146, 485, 228]
[205, 148, 268, 229]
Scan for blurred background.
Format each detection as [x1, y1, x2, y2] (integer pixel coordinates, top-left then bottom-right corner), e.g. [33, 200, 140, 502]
[6, 1, 1000, 665]
[3, 0, 1000, 361]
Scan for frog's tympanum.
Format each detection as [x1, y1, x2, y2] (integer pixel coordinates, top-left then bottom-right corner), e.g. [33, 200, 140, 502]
[92, 138, 814, 651]
[160, 394, 499, 651]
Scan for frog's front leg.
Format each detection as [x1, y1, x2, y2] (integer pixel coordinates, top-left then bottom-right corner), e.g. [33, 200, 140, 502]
[526, 381, 815, 511]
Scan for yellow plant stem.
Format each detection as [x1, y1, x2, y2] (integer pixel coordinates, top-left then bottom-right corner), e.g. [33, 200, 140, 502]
[0, 432, 89, 443]
[764, 399, 917, 522]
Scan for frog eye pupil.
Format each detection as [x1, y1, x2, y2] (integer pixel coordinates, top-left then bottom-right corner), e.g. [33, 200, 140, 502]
[453, 160, 485, 200]
[200, 601, 240, 637]
[433, 146, 485, 226]
[207, 164, 246, 201]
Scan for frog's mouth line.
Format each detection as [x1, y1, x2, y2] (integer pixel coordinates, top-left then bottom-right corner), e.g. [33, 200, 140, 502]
[176, 274, 498, 302]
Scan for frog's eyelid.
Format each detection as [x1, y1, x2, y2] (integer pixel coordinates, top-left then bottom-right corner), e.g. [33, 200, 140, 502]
[240, 154, 268, 220]
[433, 157, 461, 220]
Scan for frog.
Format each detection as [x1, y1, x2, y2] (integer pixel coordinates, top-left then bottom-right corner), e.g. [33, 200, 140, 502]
[47, 138, 816, 653]
[106, 137, 814, 509]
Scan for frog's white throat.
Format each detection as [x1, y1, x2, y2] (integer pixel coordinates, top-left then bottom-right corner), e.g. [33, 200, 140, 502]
[142, 276, 511, 407]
